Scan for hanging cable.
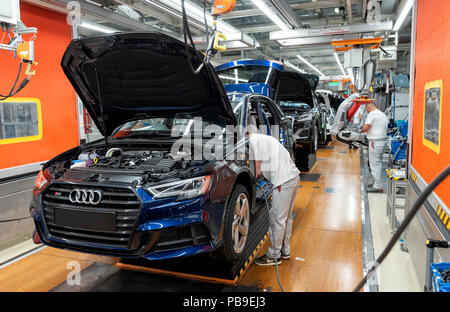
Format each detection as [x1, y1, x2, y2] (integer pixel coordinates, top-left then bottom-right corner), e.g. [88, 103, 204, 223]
[0, 216, 32, 223]
[353, 165, 450, 292]
[0, 60, 29, 101]
[181, 0, 214, 74]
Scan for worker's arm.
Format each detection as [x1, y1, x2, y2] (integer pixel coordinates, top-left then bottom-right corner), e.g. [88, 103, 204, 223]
[361, 123, 371, 133]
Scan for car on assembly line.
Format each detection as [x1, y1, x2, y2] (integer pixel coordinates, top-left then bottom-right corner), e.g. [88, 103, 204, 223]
[30, 32, 292, 264]
[215, 60, 329, 171]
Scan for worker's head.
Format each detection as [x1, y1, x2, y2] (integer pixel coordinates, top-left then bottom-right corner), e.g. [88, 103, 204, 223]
[365, 101, 377, 113]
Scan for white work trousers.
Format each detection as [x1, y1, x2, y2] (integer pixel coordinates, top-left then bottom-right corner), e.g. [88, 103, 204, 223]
[267, 175, 300, 259]
[368, 140, 386, 189]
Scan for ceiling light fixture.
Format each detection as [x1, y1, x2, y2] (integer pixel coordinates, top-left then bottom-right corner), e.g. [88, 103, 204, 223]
[250, 0, 290, 31]
[151, 0, 238, 33]
[334, 52, 346, 76]
[393, 0, 413, 31]
[296, 54, 325, 76]
[146, 0, 258, 49]
[79, 21, 118, 34]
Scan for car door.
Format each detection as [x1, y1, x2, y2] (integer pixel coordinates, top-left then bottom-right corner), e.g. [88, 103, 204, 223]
[256, 96, 294, 156]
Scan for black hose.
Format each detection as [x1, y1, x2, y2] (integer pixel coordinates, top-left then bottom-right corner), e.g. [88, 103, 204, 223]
[181, 0, 204, 75]
[0, 60, 23, 100]
[262, 184, 285, 292]
[353, 165, 450, 292]
[0, 216, 32, 223]
[181, 0, 196, 50]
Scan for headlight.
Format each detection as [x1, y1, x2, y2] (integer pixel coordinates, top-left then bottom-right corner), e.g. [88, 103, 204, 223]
[295, 119, 311, 129]
[296, 115, 312, 122]
[35, 170, 49, 191]
[145, 175, 212, 200]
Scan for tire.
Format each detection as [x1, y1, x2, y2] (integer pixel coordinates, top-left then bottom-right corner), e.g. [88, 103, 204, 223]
[309, 126, 318, 154]
[211, 184, 251, 262]
[294, 126, 318, 172]
[320, 123, 328, 145]
[326, 133, 332, 143]
[295, 146, 316, 172]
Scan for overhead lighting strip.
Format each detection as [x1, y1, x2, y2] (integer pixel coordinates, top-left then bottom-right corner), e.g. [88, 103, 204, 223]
[283, 60, 307, 74]
[146, 0, 258, 49]
[79, 21, 118, 34]
[393, 0, 413, 31]
[334, 52, 346, 76]
[250, 0, 290, 31]
[150, 0, 238, 33]
[296, 54, 325, 77]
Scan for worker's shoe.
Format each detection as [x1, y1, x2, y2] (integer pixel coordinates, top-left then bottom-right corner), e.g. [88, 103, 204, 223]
[367, 187, 383, 193]
[281, 254, 290, 260]
[255, 255, 282, 266]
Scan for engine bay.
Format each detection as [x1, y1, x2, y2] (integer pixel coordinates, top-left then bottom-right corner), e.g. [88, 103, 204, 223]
[86, 149, 180, 172]
[46, 145, 202, 184]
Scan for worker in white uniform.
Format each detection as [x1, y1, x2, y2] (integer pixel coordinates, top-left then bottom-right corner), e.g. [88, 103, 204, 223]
[361, 102, 388, 192]
[246, 125, 300, 266]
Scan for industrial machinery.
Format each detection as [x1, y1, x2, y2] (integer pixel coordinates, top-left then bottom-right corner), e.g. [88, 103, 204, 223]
[0, 0, 38, 100]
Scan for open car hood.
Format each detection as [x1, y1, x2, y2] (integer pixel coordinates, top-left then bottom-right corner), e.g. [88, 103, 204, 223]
[61, 32, 236, 136]
[276, 70, 317, 105]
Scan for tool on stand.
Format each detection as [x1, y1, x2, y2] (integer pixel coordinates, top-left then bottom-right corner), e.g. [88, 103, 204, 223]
[0, 8, 38, 100]
[181, 0, 235, 74]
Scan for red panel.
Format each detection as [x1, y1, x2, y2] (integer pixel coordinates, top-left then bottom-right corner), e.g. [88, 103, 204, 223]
[412, 0, 450, 204]
[0, 3, 78, 169]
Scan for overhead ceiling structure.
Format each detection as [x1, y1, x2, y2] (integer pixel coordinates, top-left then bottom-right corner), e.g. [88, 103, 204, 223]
[24, 0, 413, 76]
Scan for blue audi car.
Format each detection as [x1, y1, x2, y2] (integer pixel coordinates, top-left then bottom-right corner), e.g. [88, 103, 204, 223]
[30, 32, 292, 263]
[216, 59, 329, 171]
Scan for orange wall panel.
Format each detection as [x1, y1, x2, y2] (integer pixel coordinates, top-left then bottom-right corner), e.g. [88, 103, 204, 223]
[0, 3, 78, 170]
[412, 0, 450, 204]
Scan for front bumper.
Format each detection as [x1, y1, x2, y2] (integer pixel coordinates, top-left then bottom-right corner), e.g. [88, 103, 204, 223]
[31, 181, 217, 260]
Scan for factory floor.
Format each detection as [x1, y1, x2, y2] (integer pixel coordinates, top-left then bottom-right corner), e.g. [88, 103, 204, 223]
[0, 140, 365, 292]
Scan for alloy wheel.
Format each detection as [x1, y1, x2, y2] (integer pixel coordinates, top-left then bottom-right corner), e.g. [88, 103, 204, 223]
[232, 193, 250, 254]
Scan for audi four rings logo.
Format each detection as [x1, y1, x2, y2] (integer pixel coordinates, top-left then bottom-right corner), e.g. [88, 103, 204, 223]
[69, 189, 103, 205]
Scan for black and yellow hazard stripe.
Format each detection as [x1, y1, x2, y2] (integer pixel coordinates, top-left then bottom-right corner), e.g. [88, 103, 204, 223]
[386, 169, 407, 181]
[436, 204, 450, 232]
[410, 169, 418, 183]
[234, 231, 270, 283]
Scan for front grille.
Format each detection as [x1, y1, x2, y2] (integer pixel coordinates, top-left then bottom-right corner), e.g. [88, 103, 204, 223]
[153, 224, 209, 252]
[42, 183, 141, 248]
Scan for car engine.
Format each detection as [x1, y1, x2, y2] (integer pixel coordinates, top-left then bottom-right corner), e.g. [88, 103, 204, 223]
[88, 149, 180, 172]
[45, 146, 202, 184]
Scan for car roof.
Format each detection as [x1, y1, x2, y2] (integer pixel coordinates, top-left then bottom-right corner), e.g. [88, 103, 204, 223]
[215, 59, 285, 72]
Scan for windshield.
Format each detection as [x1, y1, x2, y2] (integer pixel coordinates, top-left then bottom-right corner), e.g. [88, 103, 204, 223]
[279, 101, 312, 110]
[112, 117, 221, 139]
[217, 65, 280, 86]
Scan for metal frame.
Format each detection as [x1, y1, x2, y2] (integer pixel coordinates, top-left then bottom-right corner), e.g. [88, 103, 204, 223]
[404, 0, 450, 288]
[385, 169, 407, 232]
